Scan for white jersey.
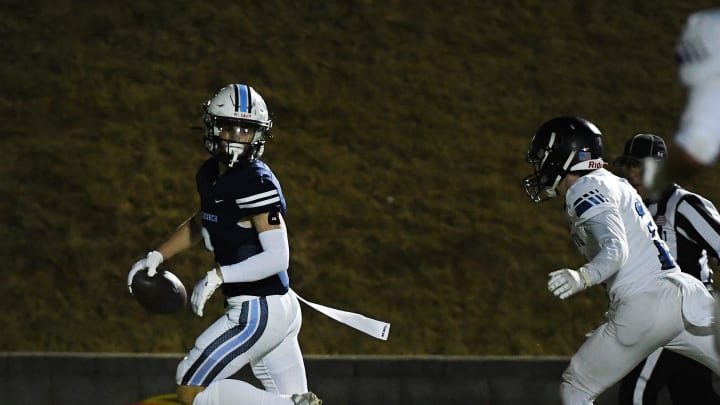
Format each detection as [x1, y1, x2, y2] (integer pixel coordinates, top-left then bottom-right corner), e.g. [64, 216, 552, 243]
[565, 168, 679, 300]
[675, 77, 720, 165]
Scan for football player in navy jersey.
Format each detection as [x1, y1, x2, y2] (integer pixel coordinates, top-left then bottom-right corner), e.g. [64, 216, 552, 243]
[128, 84, 321, 405]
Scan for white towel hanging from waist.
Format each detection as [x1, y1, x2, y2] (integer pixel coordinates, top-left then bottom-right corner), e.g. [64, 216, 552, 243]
[290, 289, 391, 341]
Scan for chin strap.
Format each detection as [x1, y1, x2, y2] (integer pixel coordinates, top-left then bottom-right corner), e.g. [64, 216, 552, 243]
[226, 144, 247, 167]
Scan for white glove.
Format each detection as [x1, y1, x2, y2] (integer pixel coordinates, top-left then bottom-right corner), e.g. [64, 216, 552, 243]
[548, 268, 591, 300]
[127, 250, 164, 293]
[191, 268, 223, 317]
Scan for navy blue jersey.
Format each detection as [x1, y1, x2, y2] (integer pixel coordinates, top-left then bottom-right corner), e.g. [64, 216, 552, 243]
[196, 158, 289, 297]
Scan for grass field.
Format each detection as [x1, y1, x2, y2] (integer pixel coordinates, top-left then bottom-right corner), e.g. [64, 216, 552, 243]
[2, 0, 719, 356]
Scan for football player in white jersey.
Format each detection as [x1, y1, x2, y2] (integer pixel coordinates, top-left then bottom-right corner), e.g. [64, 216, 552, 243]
[614, 134, 720, 404]
[523, 116, 720, 404]
[128, 84, 321, 405]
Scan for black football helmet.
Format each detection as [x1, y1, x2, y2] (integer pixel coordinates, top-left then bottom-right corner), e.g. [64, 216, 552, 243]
[522, 116, 604, 203]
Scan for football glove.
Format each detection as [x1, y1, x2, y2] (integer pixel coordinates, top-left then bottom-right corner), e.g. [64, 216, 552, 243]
[548, 268, 592, 300]
[127, 250, 164, 293]
[191, 268, 223, 317]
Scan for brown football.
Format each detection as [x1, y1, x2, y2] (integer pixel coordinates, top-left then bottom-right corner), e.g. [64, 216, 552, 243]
[131, 269, 187, 314]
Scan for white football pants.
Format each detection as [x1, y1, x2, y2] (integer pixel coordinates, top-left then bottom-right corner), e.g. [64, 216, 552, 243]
[561, 277, 720, 404]
[176, 292, 307, 404]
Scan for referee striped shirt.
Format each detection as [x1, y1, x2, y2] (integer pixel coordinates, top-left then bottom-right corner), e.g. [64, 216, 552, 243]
[647, 184, 720, 286]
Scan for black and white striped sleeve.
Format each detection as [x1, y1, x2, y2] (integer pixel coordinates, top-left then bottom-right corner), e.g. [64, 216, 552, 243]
[675, 194, 720, 259]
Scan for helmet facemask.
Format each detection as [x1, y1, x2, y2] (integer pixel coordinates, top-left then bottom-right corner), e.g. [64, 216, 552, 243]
[522, 117, 605, 203]
[204, 115, 270, 167]
[524, 146, 604, 203]
[523, 135, 571, 203]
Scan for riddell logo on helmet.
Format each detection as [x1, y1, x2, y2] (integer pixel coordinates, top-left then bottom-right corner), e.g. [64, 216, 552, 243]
[233, 112, 253, 119]
[588, 160, 603, 169]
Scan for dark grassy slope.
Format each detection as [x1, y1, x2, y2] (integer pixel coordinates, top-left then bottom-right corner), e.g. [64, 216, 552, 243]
[2, 0, 718, 355]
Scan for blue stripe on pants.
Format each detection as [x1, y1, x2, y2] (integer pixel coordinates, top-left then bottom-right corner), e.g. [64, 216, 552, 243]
[180, 297, 268, 386]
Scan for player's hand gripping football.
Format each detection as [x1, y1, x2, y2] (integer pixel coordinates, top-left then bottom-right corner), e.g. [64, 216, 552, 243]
[548, 268, 592, 300]
[191, 268, 223, 317]
[127, 250, 164, 293]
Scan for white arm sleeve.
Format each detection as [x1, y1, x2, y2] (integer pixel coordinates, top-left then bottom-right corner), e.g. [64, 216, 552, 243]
[219, 228, 290, 283]
[581, 209, 629, 285]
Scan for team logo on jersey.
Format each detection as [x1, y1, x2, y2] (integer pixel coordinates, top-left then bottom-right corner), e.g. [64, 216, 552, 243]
[201, 211, 218, 223]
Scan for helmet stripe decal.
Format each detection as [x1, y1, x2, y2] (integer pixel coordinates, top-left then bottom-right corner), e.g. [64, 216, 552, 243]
[233, 84, 239, 112]
[247, 86, 253, 113]
[232, 84, 250, 113]
[239, 84, 248, 113]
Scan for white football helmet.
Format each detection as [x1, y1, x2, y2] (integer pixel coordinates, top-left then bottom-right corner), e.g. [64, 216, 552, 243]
[676, 8, 720, 87]
[203, 83, 273, 166]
